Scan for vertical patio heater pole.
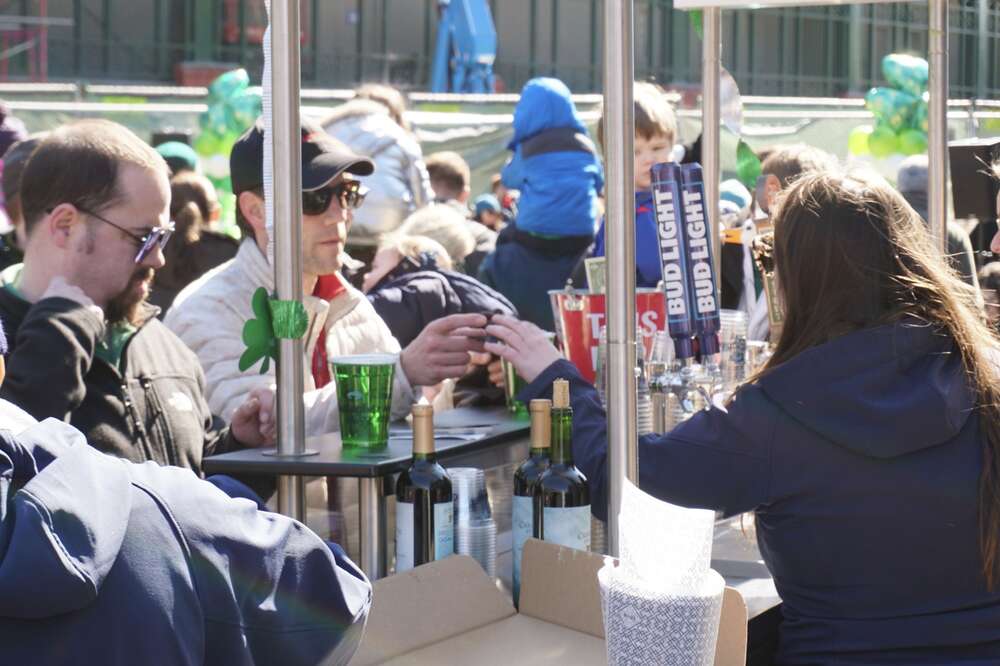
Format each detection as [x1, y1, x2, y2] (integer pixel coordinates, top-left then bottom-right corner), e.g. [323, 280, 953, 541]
[603, 0, 638, 558]
[703, 7, 722, 283]
[928, 0, 948, 253]
[270, 1, 308, 520]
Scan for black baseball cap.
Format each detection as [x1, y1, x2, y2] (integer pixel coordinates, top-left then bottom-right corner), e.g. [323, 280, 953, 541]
[229, 117, 374, 195]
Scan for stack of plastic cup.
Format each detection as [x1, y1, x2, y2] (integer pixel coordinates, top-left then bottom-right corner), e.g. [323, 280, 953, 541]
[449, 467, 497, 578]
[718, 309, 749, 393]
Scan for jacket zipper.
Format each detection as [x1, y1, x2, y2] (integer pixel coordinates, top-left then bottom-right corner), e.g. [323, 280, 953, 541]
[139, 376, 177, 467]
[120, 381, 155, 461]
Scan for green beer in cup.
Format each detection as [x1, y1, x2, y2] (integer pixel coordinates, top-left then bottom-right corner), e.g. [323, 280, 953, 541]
[331, 353, 397, 448]
[502, 356, 529, 417]
[502, 331, 557, 417]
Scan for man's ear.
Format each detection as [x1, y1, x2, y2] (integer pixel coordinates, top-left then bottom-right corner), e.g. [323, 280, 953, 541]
[238, 191, 268, 250]
[46, 203, 80, 250]
[458, 188, 471, 204]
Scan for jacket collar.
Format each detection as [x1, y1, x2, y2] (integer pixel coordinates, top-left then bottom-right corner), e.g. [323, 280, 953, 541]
[235, 239, 366, 336]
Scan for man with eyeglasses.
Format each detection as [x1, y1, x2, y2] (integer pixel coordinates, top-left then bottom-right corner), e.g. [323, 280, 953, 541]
[0, 119, 277, 476]
[166, 119, 486, 519]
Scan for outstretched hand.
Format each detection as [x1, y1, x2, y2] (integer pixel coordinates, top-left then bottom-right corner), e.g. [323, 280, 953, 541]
[400, 313, 488, 386]
[483, 315, 561, 385]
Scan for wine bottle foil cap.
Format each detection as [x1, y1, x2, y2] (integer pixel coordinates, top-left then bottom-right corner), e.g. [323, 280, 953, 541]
[530, 399, 552, 449]
[411, 404, 435, 454]
[553, 379, 570, 408]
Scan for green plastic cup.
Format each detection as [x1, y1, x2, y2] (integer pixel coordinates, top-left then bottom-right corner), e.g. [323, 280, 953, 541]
[502, 356, 529, 418]
[501, 332, 556, 418]
[331, 353, 397, 448]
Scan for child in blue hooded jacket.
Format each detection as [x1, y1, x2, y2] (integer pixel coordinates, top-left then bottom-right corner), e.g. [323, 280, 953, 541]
[478, 77, 604, 331]
[592, 81, 678, 289]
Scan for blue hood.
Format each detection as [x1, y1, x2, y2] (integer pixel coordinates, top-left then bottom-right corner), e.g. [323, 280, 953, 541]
[756, 319, 975, 458]
[0, 417, 131, 618]
[509, 78, 586, 147]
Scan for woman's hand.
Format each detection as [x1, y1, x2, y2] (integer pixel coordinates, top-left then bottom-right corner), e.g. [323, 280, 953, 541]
[483, 315, 561, 384]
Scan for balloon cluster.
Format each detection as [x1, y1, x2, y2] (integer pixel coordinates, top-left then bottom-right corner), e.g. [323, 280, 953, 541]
[848, 54, 929, 159]
[193, 69, 261, 234]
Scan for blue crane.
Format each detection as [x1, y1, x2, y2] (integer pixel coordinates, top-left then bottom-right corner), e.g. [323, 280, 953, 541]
[430, 0, 497, 94]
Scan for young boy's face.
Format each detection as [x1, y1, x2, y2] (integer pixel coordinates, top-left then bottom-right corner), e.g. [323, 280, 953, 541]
[634, 133, 675, 191]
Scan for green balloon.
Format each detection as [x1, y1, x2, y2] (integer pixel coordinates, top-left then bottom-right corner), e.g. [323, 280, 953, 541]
[898, 128, 928, 155]
[207, 105, 232, 136]
[882, 54, 929, 97]
[848, 125, 873, 155]
[868, 125, 899, 158]
[193, 132, 222, 157]
[230, 90, 262, 130]
[913, 100, 929, 134]
[865, 87, 919, 131]
[208, 69, 249, 103]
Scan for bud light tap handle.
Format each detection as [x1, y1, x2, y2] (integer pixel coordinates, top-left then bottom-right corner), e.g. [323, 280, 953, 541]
[679, 163, 721, 357]
[651, 162, 696, 360]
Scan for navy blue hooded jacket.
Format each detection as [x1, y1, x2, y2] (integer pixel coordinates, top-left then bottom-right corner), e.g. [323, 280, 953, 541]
[592, 190, 662, 288]
[521, 319, 1000, 664]
[501, 77, 604, 238]
[0, 416, 371, 665]
[367, 266, 516, 348]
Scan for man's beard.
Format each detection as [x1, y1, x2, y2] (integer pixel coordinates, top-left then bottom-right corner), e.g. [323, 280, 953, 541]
[105, 267, 154, 325]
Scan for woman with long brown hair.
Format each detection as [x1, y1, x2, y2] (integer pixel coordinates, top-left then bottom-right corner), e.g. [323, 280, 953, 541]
[487, 168, 1000, 663]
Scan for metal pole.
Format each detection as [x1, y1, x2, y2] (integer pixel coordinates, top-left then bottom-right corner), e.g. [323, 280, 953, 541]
[270, 0, 307, 520]
[928, 0, 948, 253]
[703, 8, 722, 289]
[603, 0, 637, 559]
[359, 477, 386, 578]
[977, 0, 988, 101]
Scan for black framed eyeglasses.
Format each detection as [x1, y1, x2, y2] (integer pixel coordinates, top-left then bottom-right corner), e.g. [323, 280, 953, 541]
[302, 180, 368, 216]
[76, 206, 175, 264]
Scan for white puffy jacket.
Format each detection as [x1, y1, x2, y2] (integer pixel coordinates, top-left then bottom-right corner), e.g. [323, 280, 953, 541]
[165, 241, 417, 436]
[322, 100, 433, 245]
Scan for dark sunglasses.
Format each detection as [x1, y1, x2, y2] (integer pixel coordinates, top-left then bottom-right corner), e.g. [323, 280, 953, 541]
[302, 180, 368, 216]
[74, 206, 175, 264]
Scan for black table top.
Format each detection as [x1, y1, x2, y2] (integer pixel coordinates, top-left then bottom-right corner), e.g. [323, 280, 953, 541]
[202, 406, 531, 478]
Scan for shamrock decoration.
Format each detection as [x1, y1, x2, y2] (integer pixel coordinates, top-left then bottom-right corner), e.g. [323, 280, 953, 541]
[193, 69, 262, 239]
[849, 54, 930, 159]
[239, 287, 309, 374]
[240, 287, 279, 374]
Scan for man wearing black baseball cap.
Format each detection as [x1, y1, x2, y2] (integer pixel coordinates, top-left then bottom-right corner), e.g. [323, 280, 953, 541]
[167, 118, 487, 514]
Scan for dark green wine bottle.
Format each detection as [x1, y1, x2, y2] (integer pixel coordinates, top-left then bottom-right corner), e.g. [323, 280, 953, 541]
[535, 379, 591, 552]
[395, 404, 454, 572]
[512, 398, 552, 606]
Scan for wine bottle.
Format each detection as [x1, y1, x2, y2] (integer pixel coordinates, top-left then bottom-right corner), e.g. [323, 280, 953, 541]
[512, 398, 552, 606]
[395, 404, 454, 572]
[535, 379, 591, 552]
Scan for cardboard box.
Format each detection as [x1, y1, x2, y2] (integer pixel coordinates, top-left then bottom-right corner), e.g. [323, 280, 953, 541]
[353, 539, 747, 665]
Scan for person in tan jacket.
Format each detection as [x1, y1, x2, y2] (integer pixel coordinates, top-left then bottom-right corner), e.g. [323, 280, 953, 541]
[167, 118, 486, 433]
[166, 122, 485, 541]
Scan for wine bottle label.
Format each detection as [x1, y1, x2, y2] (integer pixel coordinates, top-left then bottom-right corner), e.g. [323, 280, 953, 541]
[395, 500, 454, 573]
[434, 500, 454, 560]
[395, 501, 415, 573]
[512, 495, 533, 602]
[543, 505, 591, 552]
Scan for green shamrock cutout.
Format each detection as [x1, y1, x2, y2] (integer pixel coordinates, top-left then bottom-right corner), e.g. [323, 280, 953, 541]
[240, 287, 279, 374]
[239, 287, 311, 374]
